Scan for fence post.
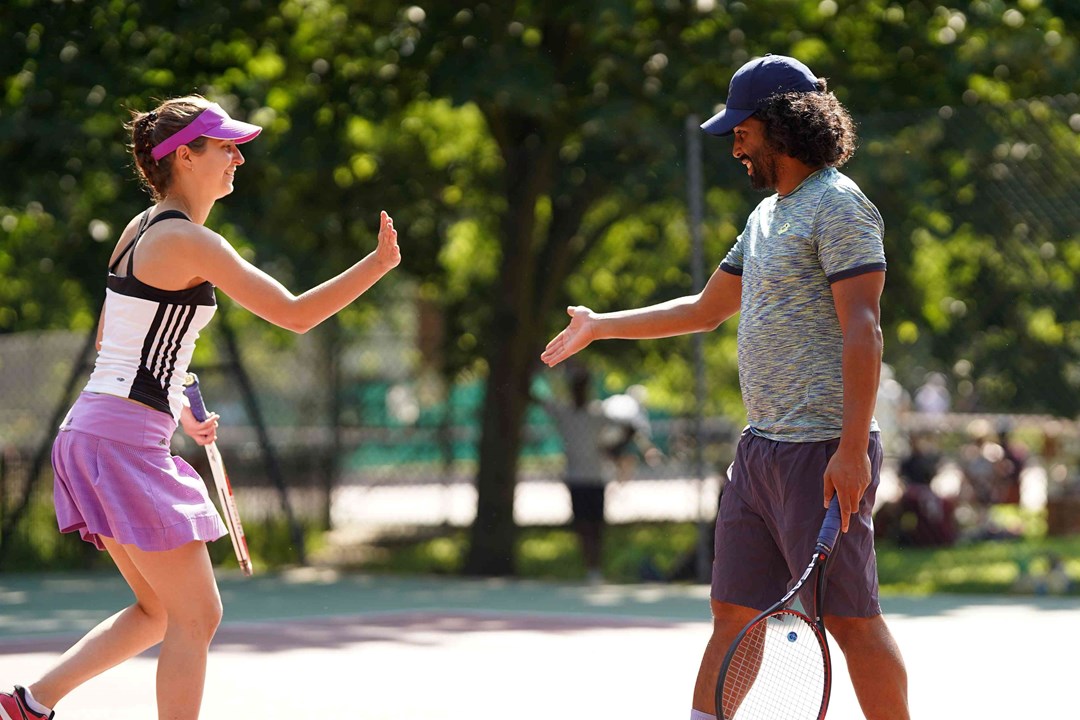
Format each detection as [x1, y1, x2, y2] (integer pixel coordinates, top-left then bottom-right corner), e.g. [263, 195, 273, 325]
[686, 114, 713, 583]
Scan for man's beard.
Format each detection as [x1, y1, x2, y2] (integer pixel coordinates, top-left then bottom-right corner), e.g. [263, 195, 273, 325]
[746, 149, 779, 191]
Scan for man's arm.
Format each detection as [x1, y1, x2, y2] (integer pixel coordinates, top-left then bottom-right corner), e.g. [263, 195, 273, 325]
[823, 270, 884, 532]
[540, 267, 741, 367]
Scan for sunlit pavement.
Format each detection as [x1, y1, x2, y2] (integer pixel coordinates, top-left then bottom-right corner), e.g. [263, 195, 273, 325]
[1, 571, 1076, 719]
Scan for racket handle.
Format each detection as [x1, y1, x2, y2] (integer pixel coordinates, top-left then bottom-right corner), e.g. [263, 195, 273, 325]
[182, 373, 210, 423]
[816, 495, 843, 554]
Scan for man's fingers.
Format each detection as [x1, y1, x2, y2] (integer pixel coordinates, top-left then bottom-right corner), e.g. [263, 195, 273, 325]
[823, 475, 851, 533]
[540, 338, 565, 366]
[838, 493, 854, 533]
[822, 472, 836, 507]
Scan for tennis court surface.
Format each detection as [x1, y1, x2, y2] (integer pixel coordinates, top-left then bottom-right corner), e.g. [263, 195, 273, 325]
[1, 570, 1075, 718]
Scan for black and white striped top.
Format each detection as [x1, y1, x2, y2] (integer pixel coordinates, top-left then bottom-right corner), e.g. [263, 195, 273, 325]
[85, 209, 216, 419]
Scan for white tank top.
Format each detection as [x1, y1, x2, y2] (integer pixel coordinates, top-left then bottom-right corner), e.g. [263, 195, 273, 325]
[85, 209, 217, 419]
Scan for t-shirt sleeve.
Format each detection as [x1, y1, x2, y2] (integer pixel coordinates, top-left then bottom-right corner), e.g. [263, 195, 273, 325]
[814, 186, 887, 283]
[720, 233, 745, 275]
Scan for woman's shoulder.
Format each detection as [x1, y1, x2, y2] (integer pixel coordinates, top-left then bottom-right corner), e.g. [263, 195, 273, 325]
[142, 212, 221, 248]
[106, 211, 150, 267]
[111, 207, 207, 248]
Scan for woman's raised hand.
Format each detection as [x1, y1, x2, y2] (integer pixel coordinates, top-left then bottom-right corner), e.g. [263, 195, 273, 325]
[376, 210, 401, 270]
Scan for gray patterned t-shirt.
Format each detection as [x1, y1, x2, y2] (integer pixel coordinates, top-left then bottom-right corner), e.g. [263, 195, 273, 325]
[719, 167, 886, 442]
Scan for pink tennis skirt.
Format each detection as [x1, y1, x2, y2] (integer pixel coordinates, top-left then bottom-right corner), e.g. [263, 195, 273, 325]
[51, 392, 228, 552]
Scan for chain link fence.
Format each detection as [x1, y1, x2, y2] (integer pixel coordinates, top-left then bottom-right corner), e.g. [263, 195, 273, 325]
[0, 318, 736, 565]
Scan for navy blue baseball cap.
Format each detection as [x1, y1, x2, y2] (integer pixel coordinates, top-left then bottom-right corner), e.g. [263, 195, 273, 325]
[700, 54, 818, 136]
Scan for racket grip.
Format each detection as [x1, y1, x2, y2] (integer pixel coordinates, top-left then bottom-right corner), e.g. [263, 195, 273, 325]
[182, 373, 210, 423]
[816, 495, 843, 554]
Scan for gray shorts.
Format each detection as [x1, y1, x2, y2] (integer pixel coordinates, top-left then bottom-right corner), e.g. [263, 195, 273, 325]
[711, 430, 883, 618]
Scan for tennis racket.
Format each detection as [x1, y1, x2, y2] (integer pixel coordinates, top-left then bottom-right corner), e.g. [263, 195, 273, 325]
[183, 373, 254, 576]
[715, 496, 843, 719]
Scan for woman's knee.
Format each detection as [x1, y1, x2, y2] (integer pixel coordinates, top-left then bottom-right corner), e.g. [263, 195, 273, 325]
[166, 590, 223, 642]
[135, 597, 169, 639]
[127, 541, 223, 641]
[193, 593, 224, 636]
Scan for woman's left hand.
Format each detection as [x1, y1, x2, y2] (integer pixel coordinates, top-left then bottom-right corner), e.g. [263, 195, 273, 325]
[375, 210, 401, 270]
[180, 405, 219, 446]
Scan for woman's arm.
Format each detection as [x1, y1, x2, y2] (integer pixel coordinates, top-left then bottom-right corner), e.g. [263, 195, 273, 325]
[185, 211, 400, 334]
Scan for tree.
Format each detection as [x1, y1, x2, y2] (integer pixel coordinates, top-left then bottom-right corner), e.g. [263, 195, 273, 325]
[361, 1, 749, 574]
[4, 0, 1080, 575]
[0, 1, 285, 332]
[366, 0, 1080, 573]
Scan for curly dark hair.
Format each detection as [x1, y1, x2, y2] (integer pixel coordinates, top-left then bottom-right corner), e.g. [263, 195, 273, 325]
[756, 79, 857, 168]
[124, 95, 210, 201]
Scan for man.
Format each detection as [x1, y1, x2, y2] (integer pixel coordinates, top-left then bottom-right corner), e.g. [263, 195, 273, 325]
[540, 54, 910, 720]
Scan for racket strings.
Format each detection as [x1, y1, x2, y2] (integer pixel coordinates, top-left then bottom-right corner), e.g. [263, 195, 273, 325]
[720, 611, 827, 720]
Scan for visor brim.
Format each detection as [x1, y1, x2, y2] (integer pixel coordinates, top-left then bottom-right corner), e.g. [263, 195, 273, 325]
[203, 119, 262, 144]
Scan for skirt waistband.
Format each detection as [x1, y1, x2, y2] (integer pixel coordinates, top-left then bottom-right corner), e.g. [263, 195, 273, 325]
[60, 392, 177, 449]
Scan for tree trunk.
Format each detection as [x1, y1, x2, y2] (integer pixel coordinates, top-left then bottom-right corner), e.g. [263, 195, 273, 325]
[463, 115, 552, 575]
[463, 325, 533, 575]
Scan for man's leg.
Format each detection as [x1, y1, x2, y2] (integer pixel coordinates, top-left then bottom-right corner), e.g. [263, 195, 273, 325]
[694, 433, 787, 719]
[826, 613, 910, 720]
[691, 599, 758, 716]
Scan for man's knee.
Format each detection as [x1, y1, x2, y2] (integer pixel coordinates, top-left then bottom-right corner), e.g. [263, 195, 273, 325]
[825, 613, 902, 658]
[710, 599, 758, 635]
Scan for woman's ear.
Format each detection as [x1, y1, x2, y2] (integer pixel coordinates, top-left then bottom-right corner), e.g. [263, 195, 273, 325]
[175, 144, 194, 170]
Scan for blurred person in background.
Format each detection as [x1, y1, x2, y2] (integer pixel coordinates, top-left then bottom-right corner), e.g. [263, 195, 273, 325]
[601, 383, 663, 484]
[956, 420, 1023, 540]
[875, 363, 911, 460]
[876, 432, 957, 547]
[913, 371, 950, 416]
[538, 366, 614, 583]
[993, 421, 1027, 506]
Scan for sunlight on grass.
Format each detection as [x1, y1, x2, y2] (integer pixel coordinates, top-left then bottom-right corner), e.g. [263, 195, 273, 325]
[427, 537, 463, 566]
[877, 531, 1080, 595]
[518, 530, 582, 578]
[340, 518, 1080, 595]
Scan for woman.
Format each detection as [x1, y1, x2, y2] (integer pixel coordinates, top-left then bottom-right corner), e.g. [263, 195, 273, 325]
[0, 95, 400, 720]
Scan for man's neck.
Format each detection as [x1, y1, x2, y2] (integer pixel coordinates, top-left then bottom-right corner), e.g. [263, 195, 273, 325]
[775, 159, 825, 196]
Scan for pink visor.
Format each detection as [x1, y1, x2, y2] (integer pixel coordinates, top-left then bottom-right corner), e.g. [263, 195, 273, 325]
[151, 103, 262, 161]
